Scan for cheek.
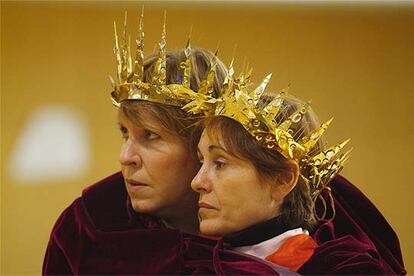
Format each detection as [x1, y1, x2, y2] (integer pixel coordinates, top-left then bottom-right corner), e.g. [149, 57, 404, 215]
[169, 148, 199, 177]
[205, 185, 250, 231]
[152, 148, 197, 191]
[220, 190, 253, 221]
[212, 176, 274, 234]
[215, 173, 253, 212]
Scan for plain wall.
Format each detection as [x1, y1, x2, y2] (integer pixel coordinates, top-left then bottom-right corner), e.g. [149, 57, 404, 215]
[1, 1, 413, 274]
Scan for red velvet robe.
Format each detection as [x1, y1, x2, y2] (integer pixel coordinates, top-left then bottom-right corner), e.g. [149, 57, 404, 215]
[43, 172, 405, 275]
[42, 172, 282, 275]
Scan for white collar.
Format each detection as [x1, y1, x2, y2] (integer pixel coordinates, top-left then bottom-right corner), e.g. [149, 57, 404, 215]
[233, 227, 309, 259]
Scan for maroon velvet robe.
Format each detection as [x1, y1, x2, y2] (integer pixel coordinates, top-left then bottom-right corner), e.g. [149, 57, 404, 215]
[43, 172, 405, 275]
[305, 175, 406, 275]
[42, 172, 282, 275]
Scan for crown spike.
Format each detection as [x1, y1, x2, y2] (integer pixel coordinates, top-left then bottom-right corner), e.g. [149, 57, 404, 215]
[278, 101, 310, 133]
[339, 148, 353, 166]
[231, 43, 238, 59]
[205, 55, 217, 97]
[311, 138, 351, 166]
[181, 28, 192, 88]
[120, 11, 129, 81]
[113, 21, 122, 83]
[123, 11, 128, 38]
[325, 148, 352, 181]
[133, 6, 145, 82]
[111, 97, 121, 108]
[263, 91, 286, 126]
[300, 117, 334, 153]
[251, 73, 272, 104]
[197, 50, 218, 97]
[109, 75, 116, 89]
[244, 67, 253, 83]
[127, 34, 133, 77]
[221, 58, 235, 98]
[228, 58, 234, 74]
[226, 58, 235, 81]
[338, 148, 352, 165]
[214, 41, 220, 57]
[152, 11, 167, 87]
[237, 56, 247, 83]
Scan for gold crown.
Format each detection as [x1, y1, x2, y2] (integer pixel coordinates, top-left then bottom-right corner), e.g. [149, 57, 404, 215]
[184, 61, 351, 219]
[110, 10, 220, 108]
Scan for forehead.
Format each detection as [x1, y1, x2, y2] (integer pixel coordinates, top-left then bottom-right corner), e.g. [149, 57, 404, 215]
[198, 130, 226, 152]
[118, 108, 161, 130]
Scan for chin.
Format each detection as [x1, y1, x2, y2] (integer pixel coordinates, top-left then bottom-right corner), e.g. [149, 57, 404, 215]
[130, 198, 159, 214]
[199, 220, 227, 237]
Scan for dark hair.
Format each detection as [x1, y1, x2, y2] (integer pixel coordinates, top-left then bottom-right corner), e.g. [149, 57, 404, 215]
[199, 95, 324, 230]
[120, 48, 227, 150]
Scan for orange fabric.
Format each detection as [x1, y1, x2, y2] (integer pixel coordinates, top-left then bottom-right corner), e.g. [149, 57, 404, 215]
[265, 234, 317, 272]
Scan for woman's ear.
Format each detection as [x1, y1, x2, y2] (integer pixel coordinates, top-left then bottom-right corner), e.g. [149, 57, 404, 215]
[270, 160, 299, 202]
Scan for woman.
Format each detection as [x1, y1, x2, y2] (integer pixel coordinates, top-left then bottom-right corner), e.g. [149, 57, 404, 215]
[42, 12, 282, 274]
[190, 69, 405, 274]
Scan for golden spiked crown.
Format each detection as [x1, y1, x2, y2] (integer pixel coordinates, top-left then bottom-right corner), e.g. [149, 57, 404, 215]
[110, 10, 218, 108]
[183, 61, 351, 219]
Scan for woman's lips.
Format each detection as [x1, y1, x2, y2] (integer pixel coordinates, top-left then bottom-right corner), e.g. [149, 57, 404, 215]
[126, 179, 149, 191]
[198, 202, 216, 216]
[198, 202, 215, 210]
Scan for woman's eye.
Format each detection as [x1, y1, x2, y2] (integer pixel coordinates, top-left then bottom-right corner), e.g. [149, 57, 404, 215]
[119, 126, 129, 140]
[197, 152, 204, 164]
[143, 129, 160, 140]
[214, 159, 226, 169]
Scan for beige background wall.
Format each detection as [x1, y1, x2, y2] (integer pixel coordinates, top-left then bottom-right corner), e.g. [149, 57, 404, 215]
[1, 1, 413, 274]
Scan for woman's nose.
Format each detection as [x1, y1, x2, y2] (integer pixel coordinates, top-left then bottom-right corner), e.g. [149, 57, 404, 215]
[119, 139, 142, 168]
[191, 166, 212, 193]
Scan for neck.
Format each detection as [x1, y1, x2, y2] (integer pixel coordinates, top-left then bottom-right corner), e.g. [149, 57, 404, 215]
[224, 216, 289, 247]
[162, 208, 199, 235]
[160, 191, 199, 235]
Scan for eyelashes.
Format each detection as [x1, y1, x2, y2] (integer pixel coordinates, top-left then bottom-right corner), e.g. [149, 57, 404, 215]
[197, 155, 227, 170]
[213, 159, 226, 169]
[143, 129, 160, 140]
[118, 124, 160, 141]
[119, 125, 129, 140]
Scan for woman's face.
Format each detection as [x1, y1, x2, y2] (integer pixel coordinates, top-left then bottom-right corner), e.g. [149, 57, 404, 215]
[118, 110, 199, 219]
[191, 130, 280, 237]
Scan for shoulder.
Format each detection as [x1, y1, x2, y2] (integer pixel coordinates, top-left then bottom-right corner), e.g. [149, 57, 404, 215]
[326, 175, 406, 274]
[300, 234, 394, 275]
[299, 220, 395, 275]
[81, 171, 133, 231]
[50, 171, 135, 237]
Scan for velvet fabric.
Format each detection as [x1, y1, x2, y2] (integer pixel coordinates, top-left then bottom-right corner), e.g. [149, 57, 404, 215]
[43, 172, 406, 275]
[322, 175, 406, 275]
[42, 172, 281, 275]
[300, 220, 396, 274]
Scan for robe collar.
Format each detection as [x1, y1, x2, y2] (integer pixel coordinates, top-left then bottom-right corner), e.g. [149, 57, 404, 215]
[223, 216, 289, 247]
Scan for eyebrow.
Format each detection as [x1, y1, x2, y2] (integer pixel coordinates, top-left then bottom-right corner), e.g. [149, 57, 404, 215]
[117, 118, 159, 133]
[197, 144, 228, 156]
[208, 145, 227, 153]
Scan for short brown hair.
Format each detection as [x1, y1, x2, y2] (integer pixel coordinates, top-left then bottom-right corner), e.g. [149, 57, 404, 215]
[199, 95, 324, 230]
[120, 48, 227, 148]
